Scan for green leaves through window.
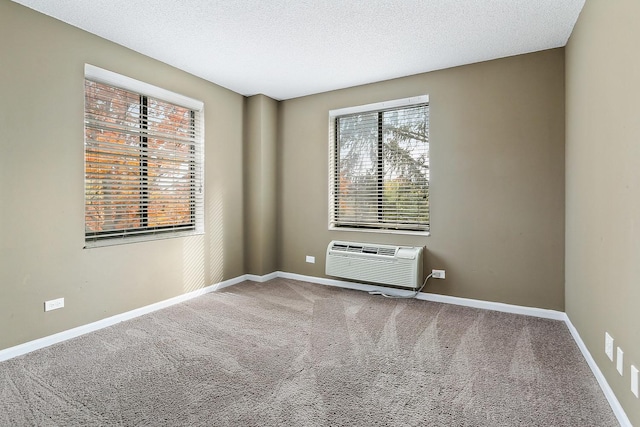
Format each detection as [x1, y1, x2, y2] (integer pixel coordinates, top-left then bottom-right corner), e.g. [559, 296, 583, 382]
[330, 98, 429, 233]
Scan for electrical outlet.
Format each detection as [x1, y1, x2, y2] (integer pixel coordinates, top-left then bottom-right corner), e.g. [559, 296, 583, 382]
[305, 255, 315, 264]
[44, 298, 64, 312]
[631, 365, 639, 398]
[605, 332, 614, 361]
[432, 269, 445, 279]
[616, 347, 624, 375]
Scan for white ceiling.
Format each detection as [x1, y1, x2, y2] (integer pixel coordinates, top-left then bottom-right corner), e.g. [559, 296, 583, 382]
[12, 0, 585, 100]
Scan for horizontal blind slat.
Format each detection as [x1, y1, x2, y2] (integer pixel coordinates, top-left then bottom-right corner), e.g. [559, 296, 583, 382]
[84, 78, 204, 243]
[330, 102, 429, 232]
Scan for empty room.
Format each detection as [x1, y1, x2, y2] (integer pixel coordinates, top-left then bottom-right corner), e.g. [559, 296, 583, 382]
[1, 0, 638, 425]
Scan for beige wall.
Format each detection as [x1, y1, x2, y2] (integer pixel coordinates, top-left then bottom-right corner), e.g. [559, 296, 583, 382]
[244, 94, 278, 275]
[278, 49, 566, 310]
[566, 0, 640, 424]
[0, 1, 245, 350]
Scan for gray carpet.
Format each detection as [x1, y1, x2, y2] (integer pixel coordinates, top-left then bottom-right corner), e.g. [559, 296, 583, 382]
[0, 279, 618, 426]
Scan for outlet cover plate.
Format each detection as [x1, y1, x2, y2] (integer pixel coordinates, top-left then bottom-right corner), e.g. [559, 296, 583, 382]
[432, 269, 446, 279]
[632, 365, 639, 398]
[305, 255, 315, 264]
[44, 298, 64, 312]
[605, 332, 614, 361]
[616, 347, 624, 375]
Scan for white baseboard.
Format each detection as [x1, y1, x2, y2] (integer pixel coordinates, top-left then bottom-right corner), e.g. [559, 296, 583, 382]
[0, 275, 248, 362]
[246, 272, 279, 283]
[417, 292, 566, 320]
[0, 270, 631, 426]
[564, 317, 632, 427]
[277, 271, 566, 320]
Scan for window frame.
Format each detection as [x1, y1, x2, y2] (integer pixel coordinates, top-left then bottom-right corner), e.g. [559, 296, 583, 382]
[83, 64, 205, 248]
[328, 95, 430, 236]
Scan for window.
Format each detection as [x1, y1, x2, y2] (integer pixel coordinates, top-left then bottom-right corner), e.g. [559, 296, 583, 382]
[329, 96, 429, 233]
[84, 65, 204, 247]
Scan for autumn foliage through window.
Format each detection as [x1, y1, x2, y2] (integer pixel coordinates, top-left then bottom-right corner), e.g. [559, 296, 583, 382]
[84, 75, 203, 245]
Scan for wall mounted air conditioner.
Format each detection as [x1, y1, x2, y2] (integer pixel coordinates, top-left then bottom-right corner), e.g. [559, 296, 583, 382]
[325, 240, 424, 289]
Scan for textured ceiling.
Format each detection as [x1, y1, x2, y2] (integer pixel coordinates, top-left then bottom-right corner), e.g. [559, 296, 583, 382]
[12, 0, 585, 100]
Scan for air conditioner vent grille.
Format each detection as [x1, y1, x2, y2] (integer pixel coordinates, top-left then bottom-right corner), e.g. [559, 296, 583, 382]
[326, 240, 423, 289]
[330, 242, 396, 257]
[331, 243, 349, 251]
[377, 247, 396, 257]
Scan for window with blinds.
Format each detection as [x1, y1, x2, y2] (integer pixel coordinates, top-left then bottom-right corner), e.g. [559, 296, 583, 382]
[84, 65, 204, 247]
[329, 96, 429, 233]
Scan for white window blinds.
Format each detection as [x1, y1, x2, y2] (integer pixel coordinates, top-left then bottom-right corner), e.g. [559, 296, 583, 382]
[84, 65, 204, 246]
[329, 96, 429, 233]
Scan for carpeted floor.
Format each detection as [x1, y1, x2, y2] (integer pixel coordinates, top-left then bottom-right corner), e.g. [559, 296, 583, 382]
[0, 279, 618, 426]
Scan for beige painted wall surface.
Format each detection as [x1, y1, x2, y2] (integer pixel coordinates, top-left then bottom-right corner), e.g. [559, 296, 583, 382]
[278, 49, 566, 310]
[566, 0, 640, 423]
[0, 1, 245, 350]
[244, 95, 278, 275]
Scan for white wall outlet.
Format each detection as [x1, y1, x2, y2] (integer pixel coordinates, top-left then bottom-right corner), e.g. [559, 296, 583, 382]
[305, 255, 315, 264]
[432, 269, 445, 279]
[605, 332, 614, 361]
[616, 347, 624, 375]
[44, 297, 64, 312]
[631, 365, 639, 398]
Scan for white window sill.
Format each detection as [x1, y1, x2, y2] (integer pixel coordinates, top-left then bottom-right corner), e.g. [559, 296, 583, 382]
[328, 226, 430, 237]
[84, 229, 204, 249]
